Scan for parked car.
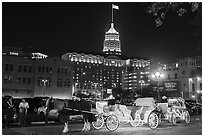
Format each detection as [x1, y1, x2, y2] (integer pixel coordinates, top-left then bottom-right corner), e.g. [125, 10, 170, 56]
[25, 97, 49, 114]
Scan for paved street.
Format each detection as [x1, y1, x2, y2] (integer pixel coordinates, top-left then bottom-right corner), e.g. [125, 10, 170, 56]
[2, 115, 202, 135]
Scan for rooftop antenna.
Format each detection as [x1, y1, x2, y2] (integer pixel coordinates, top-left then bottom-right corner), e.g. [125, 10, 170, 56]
[112, 4, 119, 23]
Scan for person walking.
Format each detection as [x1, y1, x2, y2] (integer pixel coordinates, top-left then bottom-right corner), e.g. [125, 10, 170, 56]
[5, 97, 14, 128]
[45, 97, 54, 125]
[19, 98, 29, 127]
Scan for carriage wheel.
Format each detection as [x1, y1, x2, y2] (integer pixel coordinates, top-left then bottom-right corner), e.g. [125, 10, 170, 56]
[105, 114, 119, 132]
[92, 115, 104, 130]
[184, 110, 190, 124]
[171, 113, 177, 125]
[148, 112, 159, 130]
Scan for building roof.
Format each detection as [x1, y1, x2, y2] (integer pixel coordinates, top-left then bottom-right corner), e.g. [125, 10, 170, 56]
[105, 23, 119, 34]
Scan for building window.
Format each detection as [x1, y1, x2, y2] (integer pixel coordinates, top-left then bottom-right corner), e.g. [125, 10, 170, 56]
[64, 79, 70, 87]
[200, 83, 202, 90]
[27, 78, 31, 84]
[192, 83, 195, 91]
[175, 73, 177, 79]
[46, 77, 52, 86]
[57, 79, 63, 87]
[61, 68, 64, 74]
[10, 64, 13, 71]
[37, 77, 43, 86]
[38, 66, 41, 72]
[42, 66, 45, 72]
[50, 67, 53, 74]
[17, 77, 21, 84]
[22, 77, 26, 84]
[28, 66, 32, 73]
[18, 65, 22, 72]
[4, 75, 12, 83]
[168, 74, 170, 79]
[23, 65, 27, 73]
[5, 64, 9, 71]
[65, 68, 67, 74]
[57, 68, 60, 74]
[46, 67, 49, 73]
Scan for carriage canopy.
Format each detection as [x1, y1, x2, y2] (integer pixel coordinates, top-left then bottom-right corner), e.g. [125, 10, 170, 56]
[134, 98, 156, 106]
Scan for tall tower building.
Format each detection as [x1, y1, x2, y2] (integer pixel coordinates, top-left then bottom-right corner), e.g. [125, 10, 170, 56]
[103, 23, 121, 56]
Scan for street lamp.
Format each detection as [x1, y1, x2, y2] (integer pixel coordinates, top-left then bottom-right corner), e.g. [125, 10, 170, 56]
[151, 72, 163, 102]
[41, 79, 48, 97]
[139, 80, 145, 97]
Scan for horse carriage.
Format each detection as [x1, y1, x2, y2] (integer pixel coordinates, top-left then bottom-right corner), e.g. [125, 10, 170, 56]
[92, 98, 160, 131]
[91, 97, 191, 131]
[156, 97, 190, 125]
[91, 101, 120, 131]
[51, 96, 190, 133]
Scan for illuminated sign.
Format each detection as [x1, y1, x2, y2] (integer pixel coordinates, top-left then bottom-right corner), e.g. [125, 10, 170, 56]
[164, 81, 178, 91]
[10, 52, 19, 56]
[107, 89, 112, 94]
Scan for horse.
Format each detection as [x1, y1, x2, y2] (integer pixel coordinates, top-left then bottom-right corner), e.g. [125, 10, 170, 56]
[45, 97, 96, 134]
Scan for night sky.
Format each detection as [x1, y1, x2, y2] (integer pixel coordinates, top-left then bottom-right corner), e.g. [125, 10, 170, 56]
[2, 2, 202, 61]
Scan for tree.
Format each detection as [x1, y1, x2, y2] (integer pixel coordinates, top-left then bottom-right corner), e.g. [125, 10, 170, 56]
[145, 2, 201, 27]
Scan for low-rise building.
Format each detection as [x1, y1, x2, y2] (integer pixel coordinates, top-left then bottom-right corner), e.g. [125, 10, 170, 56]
[160, 56, 202, 100]
[2, 47, 73, 99]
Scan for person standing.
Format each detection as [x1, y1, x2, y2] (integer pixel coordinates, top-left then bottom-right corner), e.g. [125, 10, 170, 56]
[5, 97, 14, 128]
[45, 97, 54, 125]
[19, 98, 29, 127]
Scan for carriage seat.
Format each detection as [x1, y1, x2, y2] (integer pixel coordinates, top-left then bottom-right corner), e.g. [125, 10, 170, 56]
[118, 105, 131, 116]
[133, 98, 156, 120]
[95, 101, 108, 114]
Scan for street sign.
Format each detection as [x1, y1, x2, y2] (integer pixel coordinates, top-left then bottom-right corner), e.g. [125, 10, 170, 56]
[164, 81, 178, 91]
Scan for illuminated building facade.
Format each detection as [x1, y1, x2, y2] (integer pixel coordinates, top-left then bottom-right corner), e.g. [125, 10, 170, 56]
[160, 56, 202, 100]
[62, 52, 151, 95]
[61, 53, 124, 94]
[103, 23, 121, 56]
[122, 59, 151, 92]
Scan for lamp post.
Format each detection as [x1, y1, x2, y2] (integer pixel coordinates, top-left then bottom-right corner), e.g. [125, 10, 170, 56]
[152, 72, 163, 102]
[41, 79, 48, 97]
[139, 80, 145, 97]
[189, 78, 192, 99]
